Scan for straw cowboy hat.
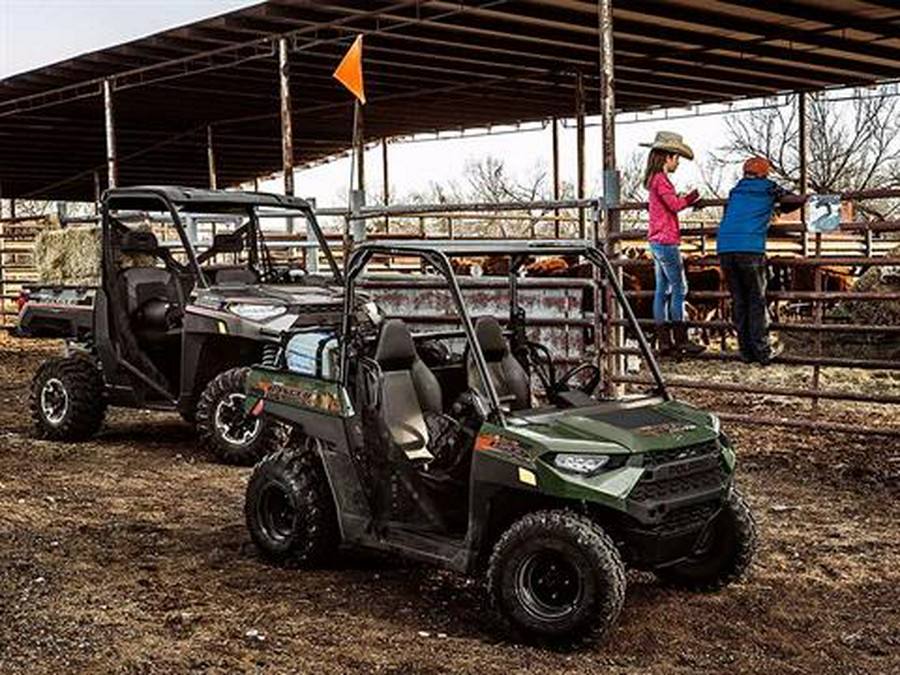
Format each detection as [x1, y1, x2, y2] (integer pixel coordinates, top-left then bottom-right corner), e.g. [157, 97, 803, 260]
[640, 131, 694, 160]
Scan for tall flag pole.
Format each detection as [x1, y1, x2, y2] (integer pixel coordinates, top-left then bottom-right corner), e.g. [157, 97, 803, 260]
[333, 34, 367, 260]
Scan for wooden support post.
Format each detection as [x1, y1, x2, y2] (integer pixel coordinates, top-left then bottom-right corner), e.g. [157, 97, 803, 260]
[382, 137, 389, 234]
[279, 37, 295, 198]
[207, 125, 217, 190]
[798, 92, 823, 417]
[93, 171, 101, 215]
[799, 92, 810, 257]
[576, 71, 586, 239]
[103, 79, 118, 188]
[552, 117, 560, 238]
[598, 0, 623, 396]
[279, 37, 295, 239]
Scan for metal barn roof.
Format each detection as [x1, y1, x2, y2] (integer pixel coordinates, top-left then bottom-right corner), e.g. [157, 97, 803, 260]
[2, 0, 900, 200]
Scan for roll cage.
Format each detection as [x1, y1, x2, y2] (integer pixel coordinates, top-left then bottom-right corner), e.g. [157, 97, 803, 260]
[340, 241, 669, 426]
[100, 185, 342, 286]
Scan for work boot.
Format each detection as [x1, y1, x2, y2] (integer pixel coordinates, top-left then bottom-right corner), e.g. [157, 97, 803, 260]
[656, 324, 676, 357]
[756, 341, 783, 366]
[673, 323, 705, 355]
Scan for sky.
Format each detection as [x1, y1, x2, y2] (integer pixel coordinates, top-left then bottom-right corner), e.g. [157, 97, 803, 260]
[0, 0, 741, 207]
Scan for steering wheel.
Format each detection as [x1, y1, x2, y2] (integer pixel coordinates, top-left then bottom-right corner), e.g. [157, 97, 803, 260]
[526, 341, 558, 394]
[527, 342, 601, 398]
[555, 362, 602, 396]
[417, 338, 454, 368]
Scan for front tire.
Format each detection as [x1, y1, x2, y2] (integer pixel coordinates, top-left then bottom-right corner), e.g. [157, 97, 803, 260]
[487, 510, 626, 645]
[30, 357, 106, 441]
[245, 448, 339, 566]
[196, 367, 278, 465]
[656, 489, 757, 591]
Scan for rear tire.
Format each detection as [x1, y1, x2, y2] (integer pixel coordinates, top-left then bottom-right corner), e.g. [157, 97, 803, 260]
[656, 489, 757, 591]
[196, 367, 278, 465]
[245, 448, 338, 566]
[30, 357, 106, 441]
[487, 510, 626, 645]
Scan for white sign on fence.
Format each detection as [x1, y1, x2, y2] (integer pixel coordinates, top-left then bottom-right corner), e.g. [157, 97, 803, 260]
[808, 194, 842, 233]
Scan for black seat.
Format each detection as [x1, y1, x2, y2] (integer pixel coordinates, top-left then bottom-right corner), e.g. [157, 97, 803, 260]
[374, 319, 443, 462]
[466, 316, 530, 410]
[118, 230, 181, 340]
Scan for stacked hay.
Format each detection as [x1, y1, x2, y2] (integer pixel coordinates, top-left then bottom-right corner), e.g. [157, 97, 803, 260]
[833, 245, 900, 326]
[32, 222, 161, 286]
[33, 224, 102, 286]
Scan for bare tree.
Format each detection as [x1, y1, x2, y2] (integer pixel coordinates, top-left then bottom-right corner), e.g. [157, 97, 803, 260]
[401, 156, 569, 238]
[718, 91, 900, 219]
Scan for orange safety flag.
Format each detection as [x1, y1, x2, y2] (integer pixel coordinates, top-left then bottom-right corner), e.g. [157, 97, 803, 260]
[333, 34, 366, 104]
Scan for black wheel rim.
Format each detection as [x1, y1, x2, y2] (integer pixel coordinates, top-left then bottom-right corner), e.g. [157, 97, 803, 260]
[40, 378, 69, 425]
[515, 550, 584, 621]
[257, 484, 296, 543]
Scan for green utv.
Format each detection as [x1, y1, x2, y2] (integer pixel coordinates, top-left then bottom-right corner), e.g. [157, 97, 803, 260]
[242, 242, 757, 645]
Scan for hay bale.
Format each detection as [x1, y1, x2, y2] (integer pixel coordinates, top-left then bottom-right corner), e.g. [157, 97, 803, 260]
[32, 222, 162, 286]
[833, 245, 900, 326]
[33, 225, 102, 286]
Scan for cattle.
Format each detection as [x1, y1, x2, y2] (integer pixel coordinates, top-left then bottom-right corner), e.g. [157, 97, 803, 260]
[768, 262, 856, 319]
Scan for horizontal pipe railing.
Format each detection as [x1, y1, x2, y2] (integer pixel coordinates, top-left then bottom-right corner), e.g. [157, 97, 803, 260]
[624, 289, 900, 301]
[316, 197, 601, 219]
[384, 313, 594, 328]
[611, 347, 898, 371]
[609, 220, 900, 241]
[613, 374, 900, 405]
[613, 317, 900, 334]
[716, 413, 900, 437]
[613, 256, 900, 268]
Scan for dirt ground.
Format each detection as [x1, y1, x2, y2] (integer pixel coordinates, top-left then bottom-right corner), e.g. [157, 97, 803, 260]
[1, 333, 898, 674]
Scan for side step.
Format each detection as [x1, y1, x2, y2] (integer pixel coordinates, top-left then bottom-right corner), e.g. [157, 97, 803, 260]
[364, 524, 470, 573]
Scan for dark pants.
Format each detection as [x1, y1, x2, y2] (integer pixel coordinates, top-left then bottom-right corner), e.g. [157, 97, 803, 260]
[719, 253, 771, 359]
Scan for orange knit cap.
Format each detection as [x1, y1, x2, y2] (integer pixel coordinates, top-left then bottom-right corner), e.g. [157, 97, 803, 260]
[743, 156, 771, 177]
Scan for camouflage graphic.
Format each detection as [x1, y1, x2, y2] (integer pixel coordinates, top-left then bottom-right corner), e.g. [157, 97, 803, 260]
[247, 367, 353, 417]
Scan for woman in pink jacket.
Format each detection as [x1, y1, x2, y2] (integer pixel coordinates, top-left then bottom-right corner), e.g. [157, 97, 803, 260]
[641, 131, 704, 356]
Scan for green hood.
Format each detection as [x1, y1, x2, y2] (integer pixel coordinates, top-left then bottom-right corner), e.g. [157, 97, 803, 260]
[488, 398, 726, 508]
[508, 397, 719, 456]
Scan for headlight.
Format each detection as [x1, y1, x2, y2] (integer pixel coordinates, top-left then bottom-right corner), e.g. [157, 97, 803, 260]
[227, 303, 288, 322]
[709, 414, 721, 434]
[552, 453, 611, 476]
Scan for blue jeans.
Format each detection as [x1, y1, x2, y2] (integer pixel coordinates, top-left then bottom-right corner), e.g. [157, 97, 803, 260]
[649, 243, 687, 323]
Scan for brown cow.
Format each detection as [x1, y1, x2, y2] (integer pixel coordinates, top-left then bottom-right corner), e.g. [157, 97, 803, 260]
[768, 261, 855, 319]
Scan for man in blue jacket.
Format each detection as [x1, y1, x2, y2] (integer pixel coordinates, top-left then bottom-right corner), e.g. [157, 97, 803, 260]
[718, 157, 806, 365]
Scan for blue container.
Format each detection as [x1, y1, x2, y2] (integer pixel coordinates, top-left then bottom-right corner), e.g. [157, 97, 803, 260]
[285, 330, 338, 379]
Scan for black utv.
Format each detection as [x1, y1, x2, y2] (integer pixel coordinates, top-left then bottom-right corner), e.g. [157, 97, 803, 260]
[18, 186, 361, 464]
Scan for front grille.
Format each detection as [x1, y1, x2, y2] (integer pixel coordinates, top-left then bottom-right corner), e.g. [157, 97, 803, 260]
[629, 441, 728, 504]
[642, 440, 718, 468]
[629, 466, 726, 501]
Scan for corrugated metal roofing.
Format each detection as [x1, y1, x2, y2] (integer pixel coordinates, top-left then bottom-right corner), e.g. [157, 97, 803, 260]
[2, 0, 899, 200]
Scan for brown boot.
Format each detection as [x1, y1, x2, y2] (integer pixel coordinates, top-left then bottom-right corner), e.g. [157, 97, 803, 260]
[656, 323, 676, 356]
[673, 323, 705, 355]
